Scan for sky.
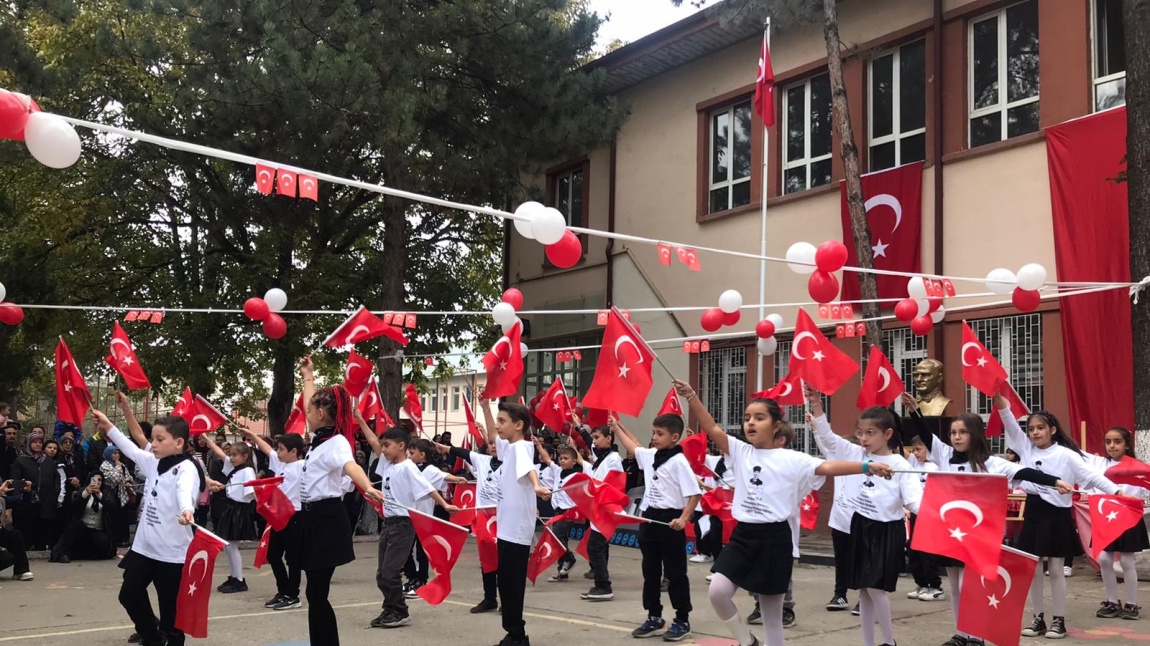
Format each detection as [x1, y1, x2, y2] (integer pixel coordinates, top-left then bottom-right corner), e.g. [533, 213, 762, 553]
[588, 0, 699, 49]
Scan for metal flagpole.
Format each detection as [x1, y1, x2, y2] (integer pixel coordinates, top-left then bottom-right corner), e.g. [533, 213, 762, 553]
[756, 17, 772, 393]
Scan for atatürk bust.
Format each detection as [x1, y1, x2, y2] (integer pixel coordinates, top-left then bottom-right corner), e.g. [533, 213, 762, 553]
[913, 358, 952, 416]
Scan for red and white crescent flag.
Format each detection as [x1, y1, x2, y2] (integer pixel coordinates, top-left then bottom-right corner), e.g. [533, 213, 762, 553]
[461, 395, 486, 446]
[254, 164, 275, 195]
[298, 174, 319, 201]
[1089, 494, 1145, 559]
[856, 344, 904, 409]
[956, 545, 1038, 646]
[189, 395, 229, 435]
[276, 170, 297, 197]
[175, 527, 228, 638]
[799, 490, 820, 530]
[411, 509, 470, 605]
[253, 525, 272, 569]
[449, 482, 477, 526]
[535, 380, 570, 432]
[1105, 455, 1150, 489]
[285, 393, 307, 435]
[840, 161, 924, 302]
[910, 472, 1008, 579]
[173, 387, 195, 421]
[752, 372, 804, 406]
[105, 322, 151, 390]
[55, 337, 91, 427]
[356, 378, 383, 427]
[481, 322, 524, 399]
[678, 433, 715, 478]
[787, 309, 859, 395]
[986, 380, 1029, 437]
[474, 508, 499, 573]
[323, 306, 408, 348]
[657, 388, 683, 416]
[583, 307, 656, 417]
[402, 383, 424, 432]
[526, 528, 566, 585]
[752, 29, 775, 127]
[342, 351, 374, 396]
[961, 322, 1008, 396]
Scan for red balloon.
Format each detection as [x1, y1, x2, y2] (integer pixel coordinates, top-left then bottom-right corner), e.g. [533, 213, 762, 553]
[632, 324, 642, 333]
[894, 298, 918, 322]
[910, 315, 933, 336]
[700, 307, 724, 332]
[755, 319, 776, 339]
[815, 240, 849, 272]
[0, 303, 24, 325]
[0, 90, 39, 141]
[243, 297, 270, 321]
[927, 297, 944, 313]
[1012, 287, 1041, 312]
[262, 313, 287, 339]
[722, 309, 741, 326]
[501, 288, 524, 311]
[807, 270, 840, 304]
[545, 231, 582, 269]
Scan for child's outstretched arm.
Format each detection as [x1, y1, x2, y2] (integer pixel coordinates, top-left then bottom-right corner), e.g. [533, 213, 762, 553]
[673, 379, 730, 455]
[241, 428, 274, 458]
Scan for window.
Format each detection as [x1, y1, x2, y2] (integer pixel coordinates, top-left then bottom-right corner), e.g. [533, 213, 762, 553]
[452, 386, 460, 412]
[524, 338, 600, 399]
[869, 39, 927, 171]
[1093, 0, 1126, 111]
[968, 1, 1039, 148]
[421, 396, 427, 411]
[429, 393, 437, 413]
[708, 101, 753, 213]
[774, 342, 827, 457]
[698, 347, 747, 434]
[552, 166, 585, 227]
[783, 74, 832, 194]
[965, 313, 1043, 454]
[862, 328, 929, 416]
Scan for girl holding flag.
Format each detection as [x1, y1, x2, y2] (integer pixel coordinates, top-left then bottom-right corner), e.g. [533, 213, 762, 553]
[201, 433, 258, 593]
[1085, 427, 1148, 620]
[580, 419, 625, 601]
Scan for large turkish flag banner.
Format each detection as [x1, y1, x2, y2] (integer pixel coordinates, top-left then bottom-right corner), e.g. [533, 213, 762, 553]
[840, 161, 923, 302]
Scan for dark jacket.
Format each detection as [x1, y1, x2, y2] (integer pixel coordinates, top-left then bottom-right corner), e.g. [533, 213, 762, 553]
[37, 457, 64, 520]
[0, 444, 16, 481]
[9, 455, 42, 509]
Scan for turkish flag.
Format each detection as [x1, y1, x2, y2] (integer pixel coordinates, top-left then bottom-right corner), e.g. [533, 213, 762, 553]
[298, 174, 319, 202]
[254, 164, 275, 195]
[357, 378, 382, 426]
[856, 344, 904, 409]
[452, 432, 472, 475]
[657, 388, 683, 416]
[481, 321, 523, 399]
[276, 170, 297, 197]
[956, 545, 1039, 646]
[535, 380, 570, 432]
[189, 395, 229, 435]
[582, 407, 611, 428]
[1089, 494, 1145, 559]
[527, 527, 566, 585]
[342, 351, 373, 396]
[839, 161, 924, 302]
[253, 525, 272, 569]
[564, 472, 629, 538]
[583, 307, 656, 416]
[679, 433, 716, 478]
[323, 306, 408, 348]
[403, 383, 425, 432]
[700, 488, 736, 543]
[752, 30, 775, 127]
[175, 527, 227, 638]
[461, 395, 486, 446]
[575, 527, 592, 561]
[1105, 456, 1150, 489]
[787, 309, 859, 395]
[961, 322, 1008, 396]
[55, 337, 91, 427]
[799, 490, 820, 530]
[450, 482, 478, 526]
[173, 387, 195, 421]
[657, 243, 673, 266]
[986, 381, 1029, 437]
[411, 509, 469, 605]
[910, 472, 1008, 579]
[250, 478, 294, 531]
[752, 372, 804, 406]
[285, 393, 307, 435]
[105, 322, 151, 390]
[474, 508, 499, 573]
[358, 485, 385, 519]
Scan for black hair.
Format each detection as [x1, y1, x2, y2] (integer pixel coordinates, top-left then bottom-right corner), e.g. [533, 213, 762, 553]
[154, 416, 191, 448]
[139, 421, 153, 441]
[1026, 410, 1084, 456]
[1105, 426, 1135, 458]
[380, 427, 409, 445]
[43, 438, 59, 452]
[652, 414, 685, 436]
[557, 446, 578, 461]
[276, 433, 305, 457]
[498, 402, 533, 436]
[311, 385, 356, 442]
[952, 413, 991, 472]
[410, 438, 435, 457]
[859, 406, 902, 453]
[747, 397, 784, 423]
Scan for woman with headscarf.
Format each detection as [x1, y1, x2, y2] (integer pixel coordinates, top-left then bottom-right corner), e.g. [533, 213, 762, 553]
[10, 431, 46, 549]
[100, 445, 135, 547]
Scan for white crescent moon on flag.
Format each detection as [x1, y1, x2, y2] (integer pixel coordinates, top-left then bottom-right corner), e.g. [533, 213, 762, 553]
[980, 565, 1012, 597]
[188, 550, 209, 582]
[257, 169, 272, 183]
[877, 367, 891, 393]
[939, 500, 984, 528]
[281, 174, 294, 186]
[791, 331, 819, 360]
[431, 535, 453, 564]
[864, 194, 903, 232]
[302, 178, 315, 191]
[778, 382, 793, 397]
[345, 361, 364, 380]
[1097, 497, 1123, 515]
[486, 515, 498, 536]
[192, 414, 212, 432]
[459, 490, 474, 508]
[348, 325, 372, 343]
[540, 542, 553, 561]
[492, 336, 513, 358]
[110, 337, 132, 357]
[960, 342, 982, 367]
[613, 335, 644, 364]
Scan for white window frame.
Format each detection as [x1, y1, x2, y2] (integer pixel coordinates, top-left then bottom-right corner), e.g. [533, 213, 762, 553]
[553, 167, 583, 226]
[782, 75, 833, 194]
[452, 386, 461, 411]
[708, 101, 752, 213]
[1091, 0, 1126, 112]
[698, 346, 747, 435]
[967, 2, 1040, 146]
[868, 40, 927, 169]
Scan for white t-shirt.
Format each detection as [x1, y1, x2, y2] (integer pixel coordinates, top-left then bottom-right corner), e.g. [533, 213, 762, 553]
[469, 452, 503, 508]
[414, 463, 447, 516]
[497, 438, 537, 546]
[927, 436, 1026, 480]
[544, 464, 582, 511]
[375, 458, 435, 518]
[634, 447, 702, 512]
[269, 454, 304, 511]
[811, 415, 922, 521]
[725, 436, 824, 523]
[811, 416, 865, 533]
[1001, 408, 1118, 506]
[590, 450, 625, 481]
[222, 462, 256, 503]
[907, 456, 939, 488]
[106, 427, 197, 564]
[301, 435, 354, 503]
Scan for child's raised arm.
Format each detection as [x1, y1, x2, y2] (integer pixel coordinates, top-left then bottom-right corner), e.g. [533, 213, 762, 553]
[241, 428, 274, 458]
[115, 392, 148, 449]
[480, 400, 498, 447]
[202, 434, 228, 461]
[609, 414, 640, 457]
[674, 379, 730, 455]
[354, 406, 384, 457]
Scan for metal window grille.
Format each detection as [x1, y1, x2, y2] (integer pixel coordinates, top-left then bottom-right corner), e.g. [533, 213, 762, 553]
[860, 327, 929, 416]
[965, 314, 1043, 454]
[697, 346, 747, 435]
[523, 337, 600, 400]
[774, 341, 825, 457]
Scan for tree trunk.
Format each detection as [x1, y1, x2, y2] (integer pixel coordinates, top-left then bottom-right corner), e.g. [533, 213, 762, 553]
[266, 343, 295, 435]
[822, 0, 882, 343]
[1125, 0, 1150, 455]
[378, 193, 408, 423]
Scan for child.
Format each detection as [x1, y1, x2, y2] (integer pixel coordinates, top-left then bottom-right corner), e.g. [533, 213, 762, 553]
[809, 400, 863, 614]
[536, 441, 581, 582]
[997, 393, 1120, 639]
[203, 435, 258, 593]
[905, 435, 944, 602]
[296, 357, 384, 646]
[92, 409, 204, 646]
[243, 428, 305, 611]
[612, 412, 702, 642]
[1088, 427, 1148, 620]
[402, 438, 465, 596]
[578, 423, 625, 599]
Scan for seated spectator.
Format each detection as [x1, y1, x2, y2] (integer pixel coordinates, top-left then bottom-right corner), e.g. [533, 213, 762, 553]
[51, 472, 116, 562]
[0, 479, 33, 580]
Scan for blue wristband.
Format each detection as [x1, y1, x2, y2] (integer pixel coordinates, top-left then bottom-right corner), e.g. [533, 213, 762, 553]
[862, 459, 871, 475]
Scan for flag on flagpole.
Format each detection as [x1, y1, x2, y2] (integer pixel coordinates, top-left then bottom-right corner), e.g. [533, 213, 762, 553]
[753, 25, 775, 127]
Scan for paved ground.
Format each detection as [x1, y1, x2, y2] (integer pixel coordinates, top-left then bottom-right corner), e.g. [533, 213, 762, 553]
[1, 538, 1146, 645]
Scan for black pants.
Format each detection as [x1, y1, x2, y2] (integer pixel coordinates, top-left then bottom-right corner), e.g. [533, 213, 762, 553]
[639, 509, 691, 623]
[306, 566, 338, 646]
[404, 535, 428, 584]
[118, 552, 184, 646]
[551, 520, 577, 570]
[831, 528, 850, 598]
[692, 511, 723, 559]
[378, 518, 416, 616]
[12, 509, 45, 550]
[497, 539, 531, 640]
[54, 520, 113, 560]
[268, 519, 301, 598]
[482, 569, 498, 604]
[588, 528, 612, 589]
[906, 514, 940, 589]
[0, 526, 30, 575]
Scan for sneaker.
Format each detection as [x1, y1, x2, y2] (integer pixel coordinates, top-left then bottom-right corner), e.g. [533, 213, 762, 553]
[380, 613, 411, 628]
[689, 554, 712, 563]
[782, 607, 796, 628]
[404, 582, 425, 599]
[1062, 566, 1073, 578]
[941, 635, 968, 646]
[265, 593, 286, 608]
[217, 576, 236, 592]
[272, 596, 301, 610]
[15, 571, 33, 581]
[471, 599, 498, 613]
[1045, 615, 1066, 639]
[581, 586, 614, 601]
[127, 634, 143, 644]
[851, 603, 860, 616]
[219, 577, 247, 593]
[662, 620, 691, 642]
[918, 587, 946, 602]
[825, 595, 849, 611]
[747, 603, 762, 625]
[1123, 604, 1141, 620]
[1021, 613, 1047, 637]
[494, 636, 530, 646]
[370, 610, 395, 628]
[907, 586, 926, 599]
[1098, 601, 1122, 618]
[584, 569, 595, 579]
[547, 573, 569, 582]
[631, 617, 666, 638]
[558, 561, 572, 576]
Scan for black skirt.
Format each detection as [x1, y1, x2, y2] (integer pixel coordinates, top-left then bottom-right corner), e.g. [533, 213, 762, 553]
[297, 497, 354, 571]
[215, 498, 258, 542]
[846, 513, 904, 592]
[1102, 518, 1150, 554]
[1016, 495, 1083, 558]
[711, 521, 792, 595]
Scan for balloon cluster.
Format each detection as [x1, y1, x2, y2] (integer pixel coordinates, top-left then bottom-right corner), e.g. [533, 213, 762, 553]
[786, 240, 848, 304]
[700, 290, 743, 332]
[0, 282, 23, 326]
[754, 313, 785, 356]
[512, 202, 581, 269]
[243, 288, 289, 339]
[985, 264, 1047, 312]
[893, 276, 953, 335]
[1, 90, 82, 169]
[491, 289, 530, 355]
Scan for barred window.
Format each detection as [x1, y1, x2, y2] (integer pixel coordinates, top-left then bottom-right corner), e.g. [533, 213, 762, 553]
[965, 314, 1043, 454]
[698, 346, 747, 435]
[775, 341, 826, 457]
[524, 338, 600, 399]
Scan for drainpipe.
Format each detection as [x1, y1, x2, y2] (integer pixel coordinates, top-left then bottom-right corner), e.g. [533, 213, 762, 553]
[606, 141, 617, 307]
[932, 0, 945, 360]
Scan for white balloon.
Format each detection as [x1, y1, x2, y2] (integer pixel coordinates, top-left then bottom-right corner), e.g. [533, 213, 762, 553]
[785, 242, 818, 275]
[718, 289, 743, 314]
[501, 315, 521, 334]
[520, 343, 529, 356]
[0, 282, 6, 303]
[531, 207, 568, 245]
[756, 336, 778, 356]
[1016, 263, 1048, 291]
[985, 268, 1017, 295]
[907, 276, 928, 300]
[492, 302, 517, 327]
[24, 112, 82, 169]
[916, 298, 930, 318]
[263, 288, 288, 312]
[766, 313, 785, 330]
[512, 201, 544, 240]
[930, 306, 946, 323]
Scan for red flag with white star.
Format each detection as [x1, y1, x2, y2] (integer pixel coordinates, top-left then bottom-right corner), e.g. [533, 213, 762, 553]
[55, 337, 91, 426]
[403, 383, 425, 432]
[961, 322, 1008, 396]
[105, 322, 151, 390]
[175, 527, 227, 638]
[752, 29, 775, 127]
[657, 387, 683, 416]
[1105, 455, 1150, 489]
[1089, 494, 1145, 559]
[583, 307, 656, 417]
[173, 387, 195, 421]
[189, 395, 229, 435]
[799, 490, 820, 530]
[753, 372, 804, 406]
[535, 380, 570, 432]
[910, 472, 1008, 579]
[956, 545, 1038, 646]
[787, 309, 859, 395]
[526, 528, 567, 585]
[856, 344, 904, 409]
[253, 525, 272, 569]
[839, 161, 924, 302]
[481, 321, 523, 399]
[411, 509, 470, 605]
[323, 306, 408, 348]
[342, 350, 373, 396]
